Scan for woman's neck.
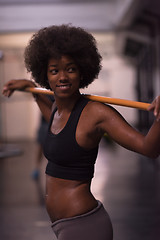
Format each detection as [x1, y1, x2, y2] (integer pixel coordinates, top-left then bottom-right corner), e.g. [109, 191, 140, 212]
[54, 91, 81, 115]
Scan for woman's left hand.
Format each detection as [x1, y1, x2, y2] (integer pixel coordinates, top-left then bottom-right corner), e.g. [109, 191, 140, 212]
[148, 96, 160, 121]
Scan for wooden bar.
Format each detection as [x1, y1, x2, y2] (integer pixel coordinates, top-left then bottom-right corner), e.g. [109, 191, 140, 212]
[23, 87, 150, 111]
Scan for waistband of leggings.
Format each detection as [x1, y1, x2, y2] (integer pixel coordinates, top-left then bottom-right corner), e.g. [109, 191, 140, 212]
[51, 200, 102, 228]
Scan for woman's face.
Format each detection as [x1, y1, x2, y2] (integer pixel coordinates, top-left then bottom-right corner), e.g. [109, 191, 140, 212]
[47, 55, 81, 98]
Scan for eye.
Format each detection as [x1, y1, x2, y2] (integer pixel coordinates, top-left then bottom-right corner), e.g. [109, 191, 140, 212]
[68, 67, 77, 73]
[49, 69, 58, 75]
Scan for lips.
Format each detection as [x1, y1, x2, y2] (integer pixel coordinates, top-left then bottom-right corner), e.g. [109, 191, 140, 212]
[56, 84, 72, 89]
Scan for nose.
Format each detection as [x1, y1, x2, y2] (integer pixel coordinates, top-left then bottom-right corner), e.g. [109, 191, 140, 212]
[59, 71, 68, 82]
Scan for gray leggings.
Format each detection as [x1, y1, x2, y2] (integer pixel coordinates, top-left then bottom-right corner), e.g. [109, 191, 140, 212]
[51, 201, 113, 240]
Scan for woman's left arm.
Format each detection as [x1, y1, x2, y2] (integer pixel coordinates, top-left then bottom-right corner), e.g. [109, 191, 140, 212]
[97, 96, 160, 159]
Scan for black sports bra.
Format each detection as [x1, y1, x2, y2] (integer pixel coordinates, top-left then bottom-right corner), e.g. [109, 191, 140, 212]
[43, 96, 98, 181]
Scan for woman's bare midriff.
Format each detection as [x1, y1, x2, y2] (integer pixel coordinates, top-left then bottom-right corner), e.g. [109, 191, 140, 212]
[45, 175, 98, 222]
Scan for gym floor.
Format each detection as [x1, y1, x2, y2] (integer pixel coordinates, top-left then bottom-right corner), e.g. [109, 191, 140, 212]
[0, 138, 160, 240]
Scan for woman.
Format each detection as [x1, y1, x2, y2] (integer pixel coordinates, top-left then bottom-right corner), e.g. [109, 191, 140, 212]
[2, 24, 160, 240]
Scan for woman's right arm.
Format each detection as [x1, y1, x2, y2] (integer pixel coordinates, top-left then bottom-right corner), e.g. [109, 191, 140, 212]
[2, 79, 53, 122]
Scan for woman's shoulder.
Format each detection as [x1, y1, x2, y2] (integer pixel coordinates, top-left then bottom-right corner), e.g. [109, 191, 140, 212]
[86, 99, 118, 114]
[84, 99, 123, 123]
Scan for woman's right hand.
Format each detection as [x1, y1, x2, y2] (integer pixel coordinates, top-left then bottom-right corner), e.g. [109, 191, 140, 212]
[2, 79, 36, 97]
